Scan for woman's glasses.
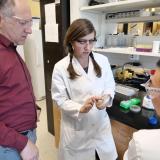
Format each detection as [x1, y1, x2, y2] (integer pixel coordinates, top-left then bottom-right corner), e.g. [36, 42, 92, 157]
[76, 38, 97, 46]
[4, 14, 33, 27]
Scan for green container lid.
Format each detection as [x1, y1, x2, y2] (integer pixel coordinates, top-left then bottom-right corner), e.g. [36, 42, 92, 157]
[130, 98, 141, 105]
[120, 100, 132, 109]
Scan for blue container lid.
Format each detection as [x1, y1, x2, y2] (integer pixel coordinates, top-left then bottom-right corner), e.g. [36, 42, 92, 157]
[148, 116, 158, 126]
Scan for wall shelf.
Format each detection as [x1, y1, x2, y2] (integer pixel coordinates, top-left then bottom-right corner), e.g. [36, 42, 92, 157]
[80, 0, 160, 13]
[93, 47, 160, 57]
[106, 15, 160, 23]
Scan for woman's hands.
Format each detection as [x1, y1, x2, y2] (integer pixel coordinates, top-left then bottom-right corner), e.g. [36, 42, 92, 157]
[80, 97, 95, 113]
[95, 94, 111, 110]
[80, 94, 111, 113]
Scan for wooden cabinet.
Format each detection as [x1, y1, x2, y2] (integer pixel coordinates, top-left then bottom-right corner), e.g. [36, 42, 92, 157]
[111, 119, 137, 160]
[53, 101, 61, 148]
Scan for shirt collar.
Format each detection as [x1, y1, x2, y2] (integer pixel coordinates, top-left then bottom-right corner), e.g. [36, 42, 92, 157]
[0, 33, 15, 48]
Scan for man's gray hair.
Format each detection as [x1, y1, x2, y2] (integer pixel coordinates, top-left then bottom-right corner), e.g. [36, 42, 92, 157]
[0, 0, 15, 17]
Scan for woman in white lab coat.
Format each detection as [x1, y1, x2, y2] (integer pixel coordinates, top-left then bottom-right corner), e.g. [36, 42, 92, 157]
[52, 18, 117, 160]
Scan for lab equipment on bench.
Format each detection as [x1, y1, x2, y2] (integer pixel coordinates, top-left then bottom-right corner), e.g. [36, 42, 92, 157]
[116, 84, 139, 97]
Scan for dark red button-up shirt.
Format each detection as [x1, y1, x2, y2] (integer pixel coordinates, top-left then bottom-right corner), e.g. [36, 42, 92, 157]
[0, 34, 37, 152]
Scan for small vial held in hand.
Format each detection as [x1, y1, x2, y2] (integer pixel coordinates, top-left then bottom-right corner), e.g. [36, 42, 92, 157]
[96, 94, 111, 109]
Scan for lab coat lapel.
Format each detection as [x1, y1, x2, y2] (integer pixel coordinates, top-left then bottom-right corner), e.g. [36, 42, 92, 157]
[72, 56, 94, 80]
[87, 56, 95, 80]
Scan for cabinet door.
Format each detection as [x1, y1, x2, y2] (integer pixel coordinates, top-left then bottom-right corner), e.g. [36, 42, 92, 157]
[40, 0, 70, 134]
[111, 119, 137, 160]
[53, 101, 61, 148]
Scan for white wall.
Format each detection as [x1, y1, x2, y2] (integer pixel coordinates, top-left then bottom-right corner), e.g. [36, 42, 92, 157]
[23, 19, 45, 100]
[17, 45, 25, 61]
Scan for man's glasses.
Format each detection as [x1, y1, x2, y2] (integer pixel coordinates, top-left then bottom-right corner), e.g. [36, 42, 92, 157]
[76, 38, 97, 46]
[5, 15, 33, 27]
[12, 16, 33, 27]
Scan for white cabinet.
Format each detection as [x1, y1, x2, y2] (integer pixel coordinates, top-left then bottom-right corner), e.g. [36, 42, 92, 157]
[70, 0, 160, 58]
[24, 29, 46, 100]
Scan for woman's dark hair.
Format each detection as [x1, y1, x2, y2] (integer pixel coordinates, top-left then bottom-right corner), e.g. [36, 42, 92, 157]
[64, 18, 101, 79]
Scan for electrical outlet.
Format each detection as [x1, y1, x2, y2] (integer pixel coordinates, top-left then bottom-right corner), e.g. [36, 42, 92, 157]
[129, 54, 139, 61]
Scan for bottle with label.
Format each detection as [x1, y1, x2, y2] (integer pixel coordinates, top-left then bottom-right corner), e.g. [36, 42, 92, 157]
[142, 95, 155, 110]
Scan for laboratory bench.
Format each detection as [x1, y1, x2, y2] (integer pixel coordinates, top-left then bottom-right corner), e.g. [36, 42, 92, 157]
[108, 99, 160, 130]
